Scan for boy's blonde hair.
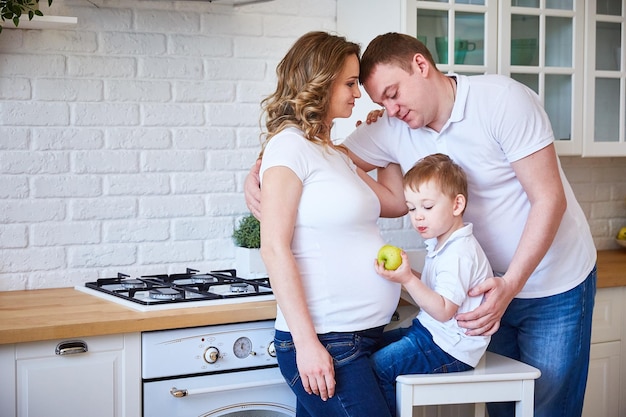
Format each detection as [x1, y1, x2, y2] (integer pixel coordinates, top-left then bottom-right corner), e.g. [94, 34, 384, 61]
[404, 153, 468, 209]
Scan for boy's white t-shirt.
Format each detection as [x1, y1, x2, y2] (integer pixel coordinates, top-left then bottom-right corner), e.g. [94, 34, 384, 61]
[343, 74, 596, 298]
[418, 223, 492, 367]
[260, 127, 401, 333]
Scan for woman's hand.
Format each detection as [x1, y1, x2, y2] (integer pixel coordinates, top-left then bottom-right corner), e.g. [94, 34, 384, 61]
[296, 340, 336, 401]
[355, 108, 386, 127]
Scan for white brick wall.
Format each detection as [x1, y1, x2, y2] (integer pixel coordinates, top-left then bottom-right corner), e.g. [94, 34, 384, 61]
[560, 157, 626, 251]
[0, 0, 336, 290]
[0, 0, 624, 291]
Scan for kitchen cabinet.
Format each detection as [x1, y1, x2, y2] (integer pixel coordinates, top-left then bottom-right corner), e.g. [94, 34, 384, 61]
[0, 333, 141, 417]
[336, 0, 623, 157]
[582, 286, 625, 417]
[582, 1, 626, 156]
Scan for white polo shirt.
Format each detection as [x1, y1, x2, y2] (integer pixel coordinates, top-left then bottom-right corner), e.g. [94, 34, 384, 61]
[343, 74, 596, 298]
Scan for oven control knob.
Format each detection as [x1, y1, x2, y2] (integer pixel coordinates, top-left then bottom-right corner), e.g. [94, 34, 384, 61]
[204, 346, 220, 364]
[268, 341, 277, 357]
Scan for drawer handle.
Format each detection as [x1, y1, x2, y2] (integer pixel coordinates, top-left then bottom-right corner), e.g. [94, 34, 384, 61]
[170, 378, 287, 398]
[55, 340, 88, 355]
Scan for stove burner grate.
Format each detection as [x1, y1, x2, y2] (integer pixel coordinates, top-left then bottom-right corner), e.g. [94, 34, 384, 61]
[149, 287, 183, 300]
[84, 268, 272, 306]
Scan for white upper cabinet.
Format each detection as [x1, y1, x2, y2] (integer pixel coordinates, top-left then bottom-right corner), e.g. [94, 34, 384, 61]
[337, 0, 624, 157]
[500, 0, 584, 156]
[583, 1, 626, 156]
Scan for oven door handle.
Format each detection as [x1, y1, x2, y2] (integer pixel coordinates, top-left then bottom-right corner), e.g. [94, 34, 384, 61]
[170, 377, 287, 398]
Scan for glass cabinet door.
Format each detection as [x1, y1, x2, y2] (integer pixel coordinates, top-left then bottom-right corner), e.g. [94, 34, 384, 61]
[583, 0, 625, 156]
[408, 0, 497, 74]
[500, 0, 584, 155]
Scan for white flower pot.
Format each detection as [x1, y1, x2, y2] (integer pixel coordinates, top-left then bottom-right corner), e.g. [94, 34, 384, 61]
[235, 247, 267, 278]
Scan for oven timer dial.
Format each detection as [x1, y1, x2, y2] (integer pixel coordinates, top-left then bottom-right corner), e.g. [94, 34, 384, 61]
[203, 346, 220, 364]
[233, 336, 255, 359]
[268, 341, 277, 357]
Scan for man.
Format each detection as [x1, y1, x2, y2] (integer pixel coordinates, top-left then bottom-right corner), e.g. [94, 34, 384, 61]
[246, 32, 596, 417]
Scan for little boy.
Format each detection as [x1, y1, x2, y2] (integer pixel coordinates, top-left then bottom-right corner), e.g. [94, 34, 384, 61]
[373, 153, 493, 415]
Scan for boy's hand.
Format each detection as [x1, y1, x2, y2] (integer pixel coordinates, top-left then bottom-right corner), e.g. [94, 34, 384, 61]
[374, 251, 414, 284]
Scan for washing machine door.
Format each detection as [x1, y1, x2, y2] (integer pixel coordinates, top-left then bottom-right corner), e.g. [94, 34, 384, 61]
[143, 367, 296, 417]
[202, 403, 295, 417]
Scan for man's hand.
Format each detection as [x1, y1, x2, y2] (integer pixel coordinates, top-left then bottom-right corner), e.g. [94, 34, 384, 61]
[244, 159, 262, 219]
[455, 276, 516, 336]
[355, 108, 385, 127]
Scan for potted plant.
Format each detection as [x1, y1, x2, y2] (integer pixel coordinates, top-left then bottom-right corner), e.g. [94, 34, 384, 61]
[232, 214, 266, 278]
[0, 0, 52, 34]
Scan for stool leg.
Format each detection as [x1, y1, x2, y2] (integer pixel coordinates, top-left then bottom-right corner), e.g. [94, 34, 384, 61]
[515, 380, 535, 417]
[396, 382, 414, 417]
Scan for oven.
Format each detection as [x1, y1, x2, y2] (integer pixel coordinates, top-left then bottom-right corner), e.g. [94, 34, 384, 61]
[75, 268, 296, 416]
[142, 320, 296, 417]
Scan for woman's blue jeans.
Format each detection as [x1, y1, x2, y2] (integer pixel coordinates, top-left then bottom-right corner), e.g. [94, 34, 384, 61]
[274, 326, 393, 417]
[487, 266, 597, 417]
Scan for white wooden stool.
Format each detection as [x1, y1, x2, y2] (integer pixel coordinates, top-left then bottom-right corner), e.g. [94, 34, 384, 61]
[395, 352, 541, 417]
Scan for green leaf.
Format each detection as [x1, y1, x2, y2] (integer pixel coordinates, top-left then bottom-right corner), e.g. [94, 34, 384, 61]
[233, 215, 261, 248]
[0, 0, 54, 35]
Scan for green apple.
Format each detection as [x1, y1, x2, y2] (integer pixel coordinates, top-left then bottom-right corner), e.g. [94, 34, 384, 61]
[617, 226, 626, 241]
[377, 244, 403, 270]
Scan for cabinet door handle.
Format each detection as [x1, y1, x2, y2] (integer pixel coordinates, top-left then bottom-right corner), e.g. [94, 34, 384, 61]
[55, 340, 88, 355]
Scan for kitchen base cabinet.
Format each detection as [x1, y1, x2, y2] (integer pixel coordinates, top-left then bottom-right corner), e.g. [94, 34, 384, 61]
[583, 341, 621, 417]
[582, 286, 624, 417]
[0, 333, 141, 417]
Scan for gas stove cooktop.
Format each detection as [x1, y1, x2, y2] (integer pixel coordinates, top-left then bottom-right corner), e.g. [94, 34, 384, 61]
[75, 268, 275, 311]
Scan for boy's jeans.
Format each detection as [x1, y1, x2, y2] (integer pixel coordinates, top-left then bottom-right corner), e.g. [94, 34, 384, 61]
[372, 319, 472, 416]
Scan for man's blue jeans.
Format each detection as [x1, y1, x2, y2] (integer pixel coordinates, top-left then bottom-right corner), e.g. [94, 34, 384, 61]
[488, 266, 597, 417]
[274, 326, 392, 417]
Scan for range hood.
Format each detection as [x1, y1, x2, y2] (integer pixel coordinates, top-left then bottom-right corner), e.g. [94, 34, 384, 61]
[146, 0, 274, 4]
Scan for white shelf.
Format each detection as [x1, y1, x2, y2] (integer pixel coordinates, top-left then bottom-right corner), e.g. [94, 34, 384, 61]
[3, 15, 77, 30]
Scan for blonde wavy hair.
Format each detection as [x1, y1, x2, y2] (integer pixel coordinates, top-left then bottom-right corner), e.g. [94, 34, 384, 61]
[259, 31, 360, 157]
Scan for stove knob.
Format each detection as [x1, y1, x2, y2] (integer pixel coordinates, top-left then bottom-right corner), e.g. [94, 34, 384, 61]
[204, 346, 220, 364]
[267, 341, 277, 357]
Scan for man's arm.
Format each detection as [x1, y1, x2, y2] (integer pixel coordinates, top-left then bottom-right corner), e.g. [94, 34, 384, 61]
[456, 144, 566, 335]
[349, 150, 408, 218]
[244, 159, 262, 219]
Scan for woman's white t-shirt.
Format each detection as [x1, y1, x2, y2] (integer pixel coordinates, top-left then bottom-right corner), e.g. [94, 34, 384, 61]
[260, 127, 401, 333]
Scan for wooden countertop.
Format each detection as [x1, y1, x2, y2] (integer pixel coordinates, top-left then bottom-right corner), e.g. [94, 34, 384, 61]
[1, 250, 624, 345]
[0, 288, 277, 344]
[596, 249, 626, 288]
